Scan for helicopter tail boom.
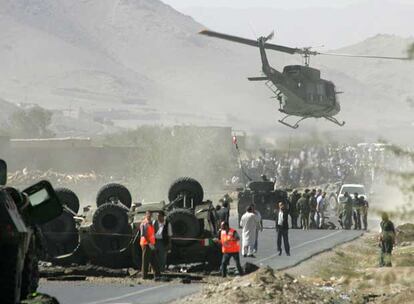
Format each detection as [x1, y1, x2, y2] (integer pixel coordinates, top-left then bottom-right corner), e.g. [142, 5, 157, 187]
[247, 76, 269, 81]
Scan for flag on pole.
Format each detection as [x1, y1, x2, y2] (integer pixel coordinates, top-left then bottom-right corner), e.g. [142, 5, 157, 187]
[232, 135, 238, 149]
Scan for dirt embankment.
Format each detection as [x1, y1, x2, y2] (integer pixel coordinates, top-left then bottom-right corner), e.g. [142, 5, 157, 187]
[177, 224, 414, 304]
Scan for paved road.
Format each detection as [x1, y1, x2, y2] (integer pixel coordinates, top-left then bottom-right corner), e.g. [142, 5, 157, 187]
[39, 222, 363, 304]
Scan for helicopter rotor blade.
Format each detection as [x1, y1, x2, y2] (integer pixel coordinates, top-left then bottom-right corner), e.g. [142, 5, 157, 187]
[317, 52, 411, 61]
[199, 30, 299, 55]
[265, 31, 274, 42]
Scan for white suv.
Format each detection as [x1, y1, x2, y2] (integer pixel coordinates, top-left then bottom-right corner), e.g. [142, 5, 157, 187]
[338, 184, 367, 203]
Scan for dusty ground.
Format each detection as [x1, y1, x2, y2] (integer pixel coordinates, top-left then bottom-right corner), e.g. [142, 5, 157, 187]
[174, 224, 414, 304]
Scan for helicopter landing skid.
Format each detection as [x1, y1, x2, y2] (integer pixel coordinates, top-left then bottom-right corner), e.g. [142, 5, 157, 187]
[323, 116, 346, 127]
[278, 115, 309, 129]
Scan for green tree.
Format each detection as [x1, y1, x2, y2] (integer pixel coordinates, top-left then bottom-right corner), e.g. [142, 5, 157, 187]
[9, 106, 54, 138]
[408, 43, 414, 59]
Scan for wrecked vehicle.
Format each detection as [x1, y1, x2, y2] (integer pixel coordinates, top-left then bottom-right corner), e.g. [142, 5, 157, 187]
[41, 177, 222, 270]
[237, 180, 289, 224]
[130, 177, 222, 271]
[0, 159, 63, 303]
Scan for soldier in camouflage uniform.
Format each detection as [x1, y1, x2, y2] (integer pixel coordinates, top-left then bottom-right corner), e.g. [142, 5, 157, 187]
[297, 192, 310, 230]
[379, 212, 396, 267]
[353, 193, 362, 230]
[361, 197, 369, 231]
[289, 190, 301, 229]
[309, 189, 318, 229]
[342, 192, 353, 230]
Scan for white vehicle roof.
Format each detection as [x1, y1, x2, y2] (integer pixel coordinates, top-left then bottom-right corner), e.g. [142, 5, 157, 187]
[341, 184, 365, 187]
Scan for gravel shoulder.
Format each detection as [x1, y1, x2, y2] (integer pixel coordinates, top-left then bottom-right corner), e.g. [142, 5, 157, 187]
[174, 224, 414, 304]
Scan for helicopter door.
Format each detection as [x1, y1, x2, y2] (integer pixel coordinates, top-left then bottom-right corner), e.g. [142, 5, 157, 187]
[316, 83, 326, 105]
[305, 83, 317, 104]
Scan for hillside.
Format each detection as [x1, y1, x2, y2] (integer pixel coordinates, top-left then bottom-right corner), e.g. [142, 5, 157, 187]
[0, 0, 413, 141]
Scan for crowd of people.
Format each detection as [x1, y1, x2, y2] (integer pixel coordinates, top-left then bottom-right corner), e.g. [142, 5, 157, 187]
[228, 143, 393, 190]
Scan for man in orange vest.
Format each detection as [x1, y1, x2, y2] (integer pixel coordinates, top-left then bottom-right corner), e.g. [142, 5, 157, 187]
[140, 211, 161, 280]
[218, 221, 244, 277]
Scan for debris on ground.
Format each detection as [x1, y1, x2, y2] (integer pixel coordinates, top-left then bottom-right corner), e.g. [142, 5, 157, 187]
[39, 263, 204, 284]
[396, 223, 414, 244]
[39, 264, 131, 278]
[179, 266, 341, 304]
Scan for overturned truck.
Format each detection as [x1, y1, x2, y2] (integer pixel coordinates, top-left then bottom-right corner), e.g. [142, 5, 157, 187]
[238, 180, 289, 224]
[41, 177, 222, 270]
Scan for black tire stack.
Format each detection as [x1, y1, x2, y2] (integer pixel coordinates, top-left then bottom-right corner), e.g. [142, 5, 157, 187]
[90, 183, 132, 253]
[40, 188, 79, 258]
[167, 177, 204, 246]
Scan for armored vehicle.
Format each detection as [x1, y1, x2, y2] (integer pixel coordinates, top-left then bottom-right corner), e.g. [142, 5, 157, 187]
[238, 181, 289, 225]
[79, 183, 133, 268]
[131, 177, 222, 271]
[42, 177, 222, 270]
[40, 188, 81, 263]
[0, 159, 62, 304]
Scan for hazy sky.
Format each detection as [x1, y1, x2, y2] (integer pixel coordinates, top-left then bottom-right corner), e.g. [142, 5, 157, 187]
[162, 0, 414, 48]
[162, 0, 412, 10]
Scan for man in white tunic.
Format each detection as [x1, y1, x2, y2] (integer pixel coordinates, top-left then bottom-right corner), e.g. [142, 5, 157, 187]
[240, 205, 259, 257]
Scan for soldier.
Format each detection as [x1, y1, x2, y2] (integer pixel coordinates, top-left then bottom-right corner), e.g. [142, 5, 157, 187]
[342, 192, 353, 230]
[297, 192, 310, 230]
[289, 190, 301, 229]
[379, 212, 396, 267]
[361, 197, 369, 230]
[309, 189, 318, 229]
[353, 193, 362, 230]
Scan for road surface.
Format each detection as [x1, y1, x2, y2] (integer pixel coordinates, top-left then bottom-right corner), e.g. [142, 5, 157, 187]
[39, 221, 363, 304]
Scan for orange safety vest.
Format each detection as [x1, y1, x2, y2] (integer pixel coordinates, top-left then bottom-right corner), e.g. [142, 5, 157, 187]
[220, 228, 240, 254]
[140, 219, 155, 246]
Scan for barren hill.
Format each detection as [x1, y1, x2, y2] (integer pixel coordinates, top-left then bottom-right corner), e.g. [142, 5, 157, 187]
[0, 0, 413, 140]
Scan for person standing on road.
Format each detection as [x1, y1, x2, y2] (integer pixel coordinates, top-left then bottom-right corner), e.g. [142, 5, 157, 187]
[217, 202, 229, 225]
[309, 189, 318, 229]
[252, 203, 263, 254]
[217, 221, 244, 277]
[289, 190, 301, 229]
[153, 211, 172, 273]
[140, 211, 161, 280]
[298, 191, 310, 230]
[353, 193, 363, 230]
[361, 197, 369, 231]
[219, 194, 232, 222]
[316, 192, 326, 229]
[275, 202, 290, 256]
[342, 192, 353, 230]
[240, 205, 259, 257]
[379, 212, 396, 267]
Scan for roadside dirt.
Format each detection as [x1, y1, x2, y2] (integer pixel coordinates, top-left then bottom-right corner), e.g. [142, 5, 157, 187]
[174, 223, 414, 304]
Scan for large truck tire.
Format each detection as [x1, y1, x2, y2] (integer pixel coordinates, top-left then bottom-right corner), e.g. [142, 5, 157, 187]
[91, 203, 131, 252]
[20, 243, 39, 300]
[167, 208, 200, 246]
[207, 243, 222, 271]
[0, 245, 22, 304]
[168, 177, 204, 206]
[55, 188, 80, 214]
[96, 183, 132, 209]
[40, 210, 79, 258]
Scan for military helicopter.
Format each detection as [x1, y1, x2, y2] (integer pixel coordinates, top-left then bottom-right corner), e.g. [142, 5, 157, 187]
[199, 30, 410, 129]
